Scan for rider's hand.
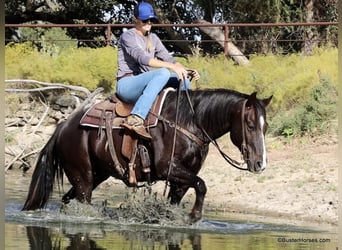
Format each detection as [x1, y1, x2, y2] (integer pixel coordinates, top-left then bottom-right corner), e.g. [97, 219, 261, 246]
[189, 69, 200, 81]
[172, 63, 189, 80]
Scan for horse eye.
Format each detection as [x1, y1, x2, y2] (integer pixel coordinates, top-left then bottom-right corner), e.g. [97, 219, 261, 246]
[247, 123, 256, 131]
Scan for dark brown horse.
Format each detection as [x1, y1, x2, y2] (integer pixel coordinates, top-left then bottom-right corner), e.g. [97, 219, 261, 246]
[22, 88, 272, 222]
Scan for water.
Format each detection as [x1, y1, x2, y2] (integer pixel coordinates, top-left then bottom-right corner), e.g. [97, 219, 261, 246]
[5, 171, 338, 250]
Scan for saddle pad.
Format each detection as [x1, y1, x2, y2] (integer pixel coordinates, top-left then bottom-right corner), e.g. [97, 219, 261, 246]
[146, 87, 175, 128]
[79, 100, 121, 128]
[80, 87, 175, 129]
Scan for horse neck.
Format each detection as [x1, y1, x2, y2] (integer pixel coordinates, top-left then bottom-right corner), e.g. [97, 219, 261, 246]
[191, 91, 243, 140]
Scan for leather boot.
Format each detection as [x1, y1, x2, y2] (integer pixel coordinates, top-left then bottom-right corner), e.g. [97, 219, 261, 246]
[121, 114, 152, 140]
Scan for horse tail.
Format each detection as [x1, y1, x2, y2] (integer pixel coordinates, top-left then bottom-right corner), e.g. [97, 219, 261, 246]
[22, 122, 64, 211]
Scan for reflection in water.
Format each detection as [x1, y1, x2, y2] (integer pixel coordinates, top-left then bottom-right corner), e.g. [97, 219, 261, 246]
[25, 225, 201, 250]
[27, 226, 105, 250]
[26, 226, 53, 250]
[5, 212, 338, 250]
[9, 222, 336, 250]
[65, 233, 104, 250]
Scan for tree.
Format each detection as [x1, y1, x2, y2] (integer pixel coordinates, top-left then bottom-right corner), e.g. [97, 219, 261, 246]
[5, 0, 337, 55]
[5, 0, 118, 47]
[5, 0, 118, 24]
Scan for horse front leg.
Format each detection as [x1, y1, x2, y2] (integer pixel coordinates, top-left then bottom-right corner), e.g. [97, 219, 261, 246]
[190, 177, 207, 221]
[166, 167, 207, 222]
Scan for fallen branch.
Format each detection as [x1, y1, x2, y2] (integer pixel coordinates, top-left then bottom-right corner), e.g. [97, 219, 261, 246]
[68, 87, 104, 115]
[5, 118, 25, 127]
[30, 98, 50, 135]
[6, 86, 66, 92]
[4, 86, 104, 171]
[5, 98, 50, 172]
[5, 79, 91, 95]
[5, 146, 43, 172]
[5, 148, 26, 172]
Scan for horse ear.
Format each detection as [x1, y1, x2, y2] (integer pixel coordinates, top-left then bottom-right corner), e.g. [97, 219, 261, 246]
[246, 92, 257, 108]
[262, 95, 273, 107]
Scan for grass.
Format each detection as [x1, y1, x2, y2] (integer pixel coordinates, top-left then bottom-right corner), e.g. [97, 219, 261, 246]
[5, 43, 337, 137]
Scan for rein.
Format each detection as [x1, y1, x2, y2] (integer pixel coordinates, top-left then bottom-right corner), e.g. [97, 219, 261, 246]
[163, 80, 182, 196]
[214, 99, 249, 171]
[184, 88, 249, 171]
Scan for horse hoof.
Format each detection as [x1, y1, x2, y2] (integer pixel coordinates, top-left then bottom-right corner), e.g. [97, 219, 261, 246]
[62, 197, 70, 204]
[189, 210, 202, 223]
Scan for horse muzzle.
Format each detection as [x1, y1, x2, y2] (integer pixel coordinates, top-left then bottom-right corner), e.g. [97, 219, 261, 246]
[247, 160, 266, 173]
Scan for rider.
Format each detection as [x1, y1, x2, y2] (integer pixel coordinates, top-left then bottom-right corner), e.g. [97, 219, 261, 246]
[116, 1, 200, 140]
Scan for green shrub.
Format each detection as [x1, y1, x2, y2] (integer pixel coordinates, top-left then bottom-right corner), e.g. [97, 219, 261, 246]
[5, 43, 117, 91]
[184, 47, 337, 114]
[269, 76, 337, 137]
[5, 44, 337, 137]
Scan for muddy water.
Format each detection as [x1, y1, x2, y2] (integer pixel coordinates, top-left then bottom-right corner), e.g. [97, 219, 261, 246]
[5, 170, 338, 250]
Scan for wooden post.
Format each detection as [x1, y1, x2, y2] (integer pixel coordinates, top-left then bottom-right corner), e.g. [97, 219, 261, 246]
[106, 24, 111, 47]
[224, 25, 229, 57]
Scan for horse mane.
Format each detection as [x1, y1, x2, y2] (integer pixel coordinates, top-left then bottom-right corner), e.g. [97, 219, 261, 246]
[175, 88, 249, 130]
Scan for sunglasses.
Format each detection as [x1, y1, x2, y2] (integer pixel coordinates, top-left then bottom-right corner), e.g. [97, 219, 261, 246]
[142, 19, 155, 24]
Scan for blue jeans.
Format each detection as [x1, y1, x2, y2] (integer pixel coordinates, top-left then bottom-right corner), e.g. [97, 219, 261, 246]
[116, 68, 190, 119]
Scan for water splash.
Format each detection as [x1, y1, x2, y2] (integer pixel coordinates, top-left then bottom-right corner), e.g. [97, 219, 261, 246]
[60, 188, 190, 227]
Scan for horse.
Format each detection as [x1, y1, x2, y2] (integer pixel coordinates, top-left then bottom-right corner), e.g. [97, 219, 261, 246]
[22, 88, 272, 222]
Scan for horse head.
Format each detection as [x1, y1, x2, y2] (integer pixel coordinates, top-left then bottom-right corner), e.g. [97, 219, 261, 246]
[230, 92, 273, 173]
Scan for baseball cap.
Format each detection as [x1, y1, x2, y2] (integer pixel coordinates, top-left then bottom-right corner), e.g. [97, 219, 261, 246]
[134, 2, 158, 21]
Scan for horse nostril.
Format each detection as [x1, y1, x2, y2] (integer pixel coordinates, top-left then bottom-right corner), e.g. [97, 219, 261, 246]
[255, 161, 264, 172]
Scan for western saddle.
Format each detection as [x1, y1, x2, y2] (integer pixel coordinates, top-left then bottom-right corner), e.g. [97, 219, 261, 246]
[80, 88, 174, 187]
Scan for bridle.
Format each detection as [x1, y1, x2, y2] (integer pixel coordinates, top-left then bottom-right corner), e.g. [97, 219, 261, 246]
[240, 99, 249, 167]
[198, 99, 249, 171]
[168, 74, 250, 171]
